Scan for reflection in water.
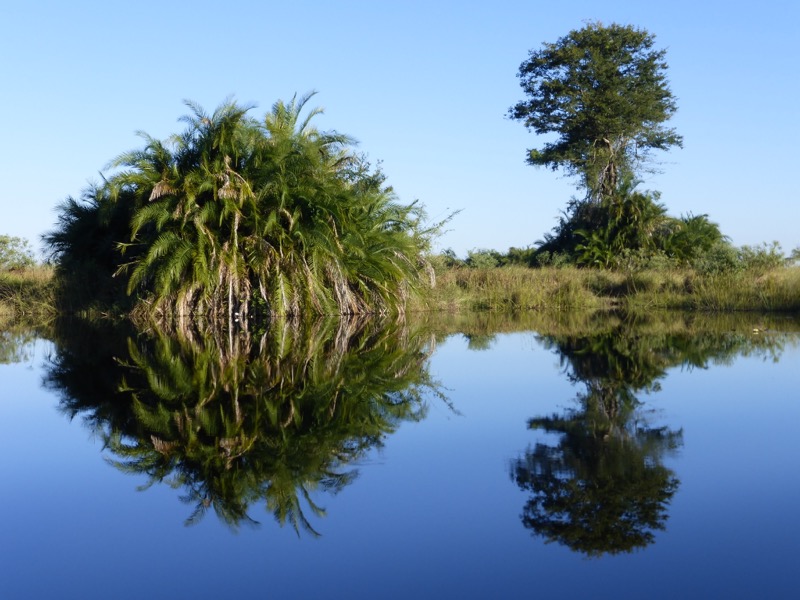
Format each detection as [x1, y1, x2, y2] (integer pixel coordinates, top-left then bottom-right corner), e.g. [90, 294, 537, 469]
[0, 327, 38, 364]
[26, 310, 799, 547]
[45, 317, 443, 534]
[511, 316, 794, 557]
[511, 377, 682, 556]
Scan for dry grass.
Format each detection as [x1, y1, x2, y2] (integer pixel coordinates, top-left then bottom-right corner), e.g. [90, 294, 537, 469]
[0, 266, 57, 319]
[688, 269, 800, 311]
[415, 266, 609, 312]
[416, 265, 800, 314]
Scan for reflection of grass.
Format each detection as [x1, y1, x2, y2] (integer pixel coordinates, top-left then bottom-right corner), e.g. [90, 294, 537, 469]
[0, 326, 39, 364]
[419, 308, 800, 343]
[419, 266, 800, 313]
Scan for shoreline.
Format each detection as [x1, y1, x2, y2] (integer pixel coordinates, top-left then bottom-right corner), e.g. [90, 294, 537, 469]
[2, 264, 800, 323]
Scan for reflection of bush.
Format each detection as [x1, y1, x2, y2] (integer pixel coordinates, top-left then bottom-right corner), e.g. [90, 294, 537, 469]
[0, 326, 39, 364]
[46, 316, 442, 534]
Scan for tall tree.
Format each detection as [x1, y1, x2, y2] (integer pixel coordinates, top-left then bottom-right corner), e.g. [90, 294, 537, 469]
[509, 22, 682, 202]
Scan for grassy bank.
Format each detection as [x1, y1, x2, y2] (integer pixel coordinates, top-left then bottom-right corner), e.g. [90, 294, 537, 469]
[0, 266, 57, 320]
[3, 263, 799, 321]
[417, 265, 800, 313]
[414, 266, 609, 311]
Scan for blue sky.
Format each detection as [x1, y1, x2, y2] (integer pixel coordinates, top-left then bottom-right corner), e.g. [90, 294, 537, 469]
[2, 0, 798, 258]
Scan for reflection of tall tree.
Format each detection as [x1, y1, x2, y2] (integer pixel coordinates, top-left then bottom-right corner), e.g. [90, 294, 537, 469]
[45, 317, 441, 534]
[511, 323, 780, 557]
[512, 320, 794, 556]
[512, 378, 682, 556]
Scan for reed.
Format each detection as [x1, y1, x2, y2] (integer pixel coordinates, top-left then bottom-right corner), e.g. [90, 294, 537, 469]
[0, 266, 57, 319]
[417, 266, 608, 312]
[418, 265, 800, 314]
[618, 268, 800, 312]
[688, 269, 800, 312]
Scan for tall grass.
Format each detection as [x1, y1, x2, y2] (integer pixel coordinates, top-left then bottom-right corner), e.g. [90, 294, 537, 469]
[416, 266, 608, 312]
[687, 269, 800, 311]
[617, 268, 800, 312]
[419, 264, 800, 314]
[0, 266, 57, 320]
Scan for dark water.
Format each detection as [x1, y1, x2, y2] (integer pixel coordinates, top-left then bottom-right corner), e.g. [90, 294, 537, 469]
[1, 313, 798, 599]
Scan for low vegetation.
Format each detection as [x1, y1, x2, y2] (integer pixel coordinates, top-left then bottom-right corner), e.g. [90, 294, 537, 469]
[421, 243, 800, 313]
[0, 266, 56, 319]
[2, 241, 799, 321]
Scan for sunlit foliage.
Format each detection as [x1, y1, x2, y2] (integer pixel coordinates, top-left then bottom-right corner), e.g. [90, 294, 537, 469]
[45, 94, 437, 321]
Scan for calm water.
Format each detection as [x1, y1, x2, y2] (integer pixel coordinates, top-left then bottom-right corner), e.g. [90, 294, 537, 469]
[1, 314, 799, 599]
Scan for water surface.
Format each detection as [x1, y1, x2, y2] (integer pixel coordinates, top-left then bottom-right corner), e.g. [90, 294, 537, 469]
[1, 313, 798, 599]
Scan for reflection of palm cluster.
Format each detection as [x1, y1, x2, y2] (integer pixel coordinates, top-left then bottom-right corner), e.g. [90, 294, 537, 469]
[46, 317, 440, 535]
[511, 324, 786, 557]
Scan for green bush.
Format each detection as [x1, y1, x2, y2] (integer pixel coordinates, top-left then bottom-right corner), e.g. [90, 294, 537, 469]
[466, 249, 501, 269]
[691, 241, 741, 275]
[533, 250, 572, 268]
[738, 242, 785, 274]
[45, 95, 437, 320]
[615, 248, 679, 272]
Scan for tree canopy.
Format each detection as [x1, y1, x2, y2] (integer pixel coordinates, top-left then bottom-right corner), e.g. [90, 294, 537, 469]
[505, 23, 730, 268]
[509, 22, 682, 201]
[45, 94, 438, 323]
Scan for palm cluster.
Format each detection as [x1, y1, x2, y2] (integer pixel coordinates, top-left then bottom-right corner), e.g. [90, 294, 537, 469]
[46, 94, 433, 321]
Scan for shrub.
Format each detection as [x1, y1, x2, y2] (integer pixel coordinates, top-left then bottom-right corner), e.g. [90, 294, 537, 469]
[614, 248, 679, 272]
[738, 242, 785, 274]
[691, 241, 741, 275]
[532, 250, 571, 268]
[466, 249, 502, 269]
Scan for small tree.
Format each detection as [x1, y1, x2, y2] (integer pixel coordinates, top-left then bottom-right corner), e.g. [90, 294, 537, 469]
[0, 235, 36, 271]
[660, 213, 727, 265]
[509, 22, 682, 203]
